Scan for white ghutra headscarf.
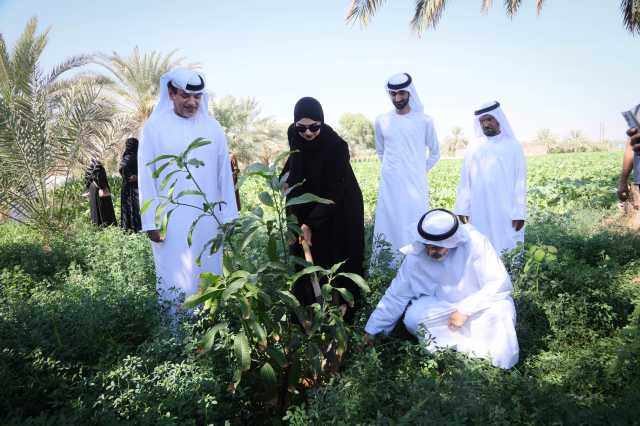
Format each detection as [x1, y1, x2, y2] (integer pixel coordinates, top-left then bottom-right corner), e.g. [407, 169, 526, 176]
[473, 101, 516, 141]
[150, 68, 209, 121]
[386, 72, 424, 114]
[400, 209, 470, 255]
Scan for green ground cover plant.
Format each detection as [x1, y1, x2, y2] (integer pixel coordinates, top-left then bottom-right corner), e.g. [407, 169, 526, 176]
[1, 151, 638, 425]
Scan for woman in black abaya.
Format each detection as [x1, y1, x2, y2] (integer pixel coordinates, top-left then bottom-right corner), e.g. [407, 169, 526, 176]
[119, 137, 142, 232]
[84, 158, 117, 227]
[282, 97, 365, 323]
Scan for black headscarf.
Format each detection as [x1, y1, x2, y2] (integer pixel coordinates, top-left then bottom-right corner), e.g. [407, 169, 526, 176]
[286, 97, 342, 200]
[119, 137, 139, 177]
[293, 96, 324, 123]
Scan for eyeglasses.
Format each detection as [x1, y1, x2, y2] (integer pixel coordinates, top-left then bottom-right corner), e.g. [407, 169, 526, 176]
[295, 123, 321, 133]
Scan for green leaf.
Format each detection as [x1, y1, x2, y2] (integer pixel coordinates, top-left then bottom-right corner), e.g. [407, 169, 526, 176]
[332, 286, 354, 307]
[151, 161, 172, 178]
[176, 189, 205, 199]
[159, 207, 175, 239]
[289, 265, 326, 285]
[187, 158, 205, 167]
[258, 191, 274, 207]
[267, 236, 278, 262]
[154, 203, 166, 228]
[234, 333, 251, 371]
[184, 137, 212, 155]
[277, 290, 301, 308]
[239, 226, 261, 252]
[238, 296, 252, 319]
[140, 198, 154, 215]
[160, 169, 182, 190]
[267, 346, 286, 368]
[272, 150, 293, 167]
[259, 362, 277, 388]
[146, 154, 177, 166]
[199, 322, 228, 353]
[183, 287, 220, 309]
[187, 213, 209, 247]
[249, 320, 268, 348]
[329, 260, 346, 275]
[285, 193, 334, 207]
[337, 272, 370, 293]
[222, 278, 248, 300]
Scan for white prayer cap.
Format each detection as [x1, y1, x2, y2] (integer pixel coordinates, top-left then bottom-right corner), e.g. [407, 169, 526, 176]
[385, 72, 424, 114]
[473, 101, 516, 141]
[400, 209, 469, 255]
[149, 68, 210, 121]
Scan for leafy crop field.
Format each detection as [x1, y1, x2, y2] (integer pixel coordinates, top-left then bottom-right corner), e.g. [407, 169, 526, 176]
[1, 152, 639, 425]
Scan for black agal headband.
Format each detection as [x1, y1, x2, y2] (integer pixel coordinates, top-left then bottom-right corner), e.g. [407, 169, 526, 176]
[184, 75, 205, 92]
[474, 101, 500, 116]
[387, 73, 412, 91]
[417, 209, 459, 242]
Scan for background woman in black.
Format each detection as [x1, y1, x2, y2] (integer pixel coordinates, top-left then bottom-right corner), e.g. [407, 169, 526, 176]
[84, 158, 117, 227]
[119, 137, 142, 232]
[282, 97, 365, 323]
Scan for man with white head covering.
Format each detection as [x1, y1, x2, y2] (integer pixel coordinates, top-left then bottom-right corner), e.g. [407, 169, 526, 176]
[138, 68, 239, 308]
[371, 72, 440, 265]
[364, 208, 519, 369]
[454, 101, 527, 255]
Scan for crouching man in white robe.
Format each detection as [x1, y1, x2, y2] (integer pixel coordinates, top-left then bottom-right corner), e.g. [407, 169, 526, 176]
[364, 208, 519, 369]
[138, 68, 239, 309]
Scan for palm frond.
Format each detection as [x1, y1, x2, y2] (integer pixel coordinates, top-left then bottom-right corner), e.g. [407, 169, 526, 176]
[45, 54, 93, 87]
[621, 0, 640, 33]
[411, 0, 447, 34]
[504, 0, 523, 17]
[346, 0, 387, 26]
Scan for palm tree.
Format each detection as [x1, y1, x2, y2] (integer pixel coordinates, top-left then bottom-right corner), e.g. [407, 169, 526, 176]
[346, 0, 640, 35]
[0, 17, 115, 233]
[96, 47, 190, 135]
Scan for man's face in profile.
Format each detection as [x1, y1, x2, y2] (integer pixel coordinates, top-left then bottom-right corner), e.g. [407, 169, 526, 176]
[170, 88, 202, 118]
[479, 114, 501, 137]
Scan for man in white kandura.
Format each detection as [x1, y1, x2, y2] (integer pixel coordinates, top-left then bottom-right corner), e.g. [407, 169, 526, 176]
[454, 101, 527, 255]
[364, 208, 519, 369]
[372, 72, 440, 264]
[138, 68, 239, 308]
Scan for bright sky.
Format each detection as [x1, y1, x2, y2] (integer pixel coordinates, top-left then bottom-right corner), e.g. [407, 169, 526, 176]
[1, 0, 638, 142]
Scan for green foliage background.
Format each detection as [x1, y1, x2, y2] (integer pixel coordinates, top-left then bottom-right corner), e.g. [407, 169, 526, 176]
[1, 151, 639, 425]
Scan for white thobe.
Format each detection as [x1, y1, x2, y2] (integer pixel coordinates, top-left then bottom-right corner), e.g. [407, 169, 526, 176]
[365, 225, 519, 369]
[372, 110, 440, 261]
[454, 133, 527, 255]
[138, 109, 239, 303]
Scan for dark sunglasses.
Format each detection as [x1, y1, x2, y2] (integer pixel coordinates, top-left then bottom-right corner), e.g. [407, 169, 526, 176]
[295, 123, 321, 133]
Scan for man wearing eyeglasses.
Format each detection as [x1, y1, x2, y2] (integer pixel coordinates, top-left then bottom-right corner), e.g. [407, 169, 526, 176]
[364, 209, 519, 369]
[371, 72, 440, 267]
[138, 68, 239, 318]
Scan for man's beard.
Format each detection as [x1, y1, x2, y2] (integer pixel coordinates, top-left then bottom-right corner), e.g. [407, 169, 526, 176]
[482, 127, 499, 136]
[393, 98, 409, 111]
[431, 253, 446, 261]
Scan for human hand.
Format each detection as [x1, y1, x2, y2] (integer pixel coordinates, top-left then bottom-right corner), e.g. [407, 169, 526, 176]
[628, 129, 640, 153]
[147, 230, 164, 243]
[448, 310, 469, 330]
[300, 224, 312, 246]
[128, 175, 137, 183]
[618, 181, 630, 202]
[98, 189, 111, 197]
[512, 219, 525, 231]
[458, 215, 469, 224]
[363, 333, 375, 348]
